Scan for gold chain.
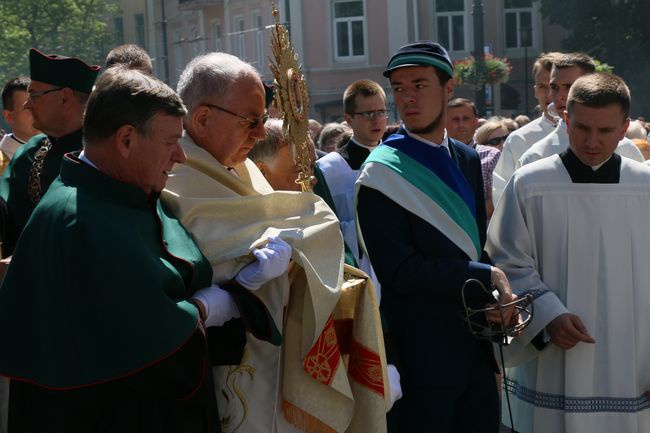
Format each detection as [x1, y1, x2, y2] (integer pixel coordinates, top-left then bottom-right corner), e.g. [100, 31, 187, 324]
[28, 137, 52, 204]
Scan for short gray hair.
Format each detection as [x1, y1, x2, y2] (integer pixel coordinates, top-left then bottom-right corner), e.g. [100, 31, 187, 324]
[626, 120, 647, 140]
[176, 52, 260, 114]
[248, 119, 286, 163]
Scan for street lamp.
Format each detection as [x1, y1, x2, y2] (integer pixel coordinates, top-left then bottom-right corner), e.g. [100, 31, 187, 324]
[159, 0, 170, 84]
[472, 0, 486, 116]
[521, 26, 531, 116]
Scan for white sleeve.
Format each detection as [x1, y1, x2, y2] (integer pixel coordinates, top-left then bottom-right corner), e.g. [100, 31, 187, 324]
[494, 133, 525, 182]
[486, 174, 568, 365]
[615, 138, 645, 162]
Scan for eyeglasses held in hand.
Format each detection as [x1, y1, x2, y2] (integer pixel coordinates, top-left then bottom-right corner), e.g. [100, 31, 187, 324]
[204, 103, 269, 129]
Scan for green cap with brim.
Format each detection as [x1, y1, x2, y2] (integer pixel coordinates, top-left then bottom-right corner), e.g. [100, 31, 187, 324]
[29, 48, 101, 94]
[383, 41, 454, 78]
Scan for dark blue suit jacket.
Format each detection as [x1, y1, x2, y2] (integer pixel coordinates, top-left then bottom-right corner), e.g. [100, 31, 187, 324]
[357, 136, 496, 389]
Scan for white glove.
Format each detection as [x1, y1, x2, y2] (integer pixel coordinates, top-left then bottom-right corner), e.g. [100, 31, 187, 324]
[387, 364, 403, 410]
[235, 236, 292, 290]
[191, 284, 240, 327]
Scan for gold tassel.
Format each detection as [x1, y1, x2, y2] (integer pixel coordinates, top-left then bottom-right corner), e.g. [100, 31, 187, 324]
[281, 399, 338, 433]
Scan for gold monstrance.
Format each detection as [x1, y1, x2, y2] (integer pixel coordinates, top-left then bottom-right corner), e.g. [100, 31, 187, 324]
[269, 5, 314, 192]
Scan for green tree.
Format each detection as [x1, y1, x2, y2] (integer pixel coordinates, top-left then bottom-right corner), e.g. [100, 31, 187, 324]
[538, 0, 650, 116]
[0, 0, 118, 87]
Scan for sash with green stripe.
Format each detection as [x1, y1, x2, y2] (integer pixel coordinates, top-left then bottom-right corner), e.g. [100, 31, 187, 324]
[357, 135, 481, 260]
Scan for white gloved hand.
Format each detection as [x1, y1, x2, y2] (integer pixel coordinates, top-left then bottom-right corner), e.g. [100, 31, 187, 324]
[235, 236, 292, 290]
[191, 284, 240, 327]
[387, 364, 403, 410]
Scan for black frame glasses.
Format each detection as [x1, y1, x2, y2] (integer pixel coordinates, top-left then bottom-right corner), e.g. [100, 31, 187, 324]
[350, 109, 389, 120]
[28, 87, 64, 99]
[203, 103, 269, 129]
[485, 134, 509, 146]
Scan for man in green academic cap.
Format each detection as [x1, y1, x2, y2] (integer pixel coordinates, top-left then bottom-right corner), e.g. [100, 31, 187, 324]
[0, 48, 100, 257]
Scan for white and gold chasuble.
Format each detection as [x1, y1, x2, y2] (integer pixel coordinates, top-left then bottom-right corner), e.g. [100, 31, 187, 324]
[162, 134, 389, 433]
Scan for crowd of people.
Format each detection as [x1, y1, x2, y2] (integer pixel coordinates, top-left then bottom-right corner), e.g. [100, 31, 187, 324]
[0, 37, 648, 433]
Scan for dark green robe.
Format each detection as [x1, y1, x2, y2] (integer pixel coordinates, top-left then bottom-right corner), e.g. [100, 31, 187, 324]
[0, 154, 220, 432]
[0, 130, 83, 256]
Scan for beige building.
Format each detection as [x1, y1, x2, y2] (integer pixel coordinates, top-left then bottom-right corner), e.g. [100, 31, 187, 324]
[109, 0, 567, 121]
[110, 0, 151, 57]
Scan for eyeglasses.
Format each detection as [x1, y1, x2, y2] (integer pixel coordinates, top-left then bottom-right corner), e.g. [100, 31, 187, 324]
[203, 103, 269, 129]
[28, 87, 64, 99]
[350, 109, 389, 120]
[484, 134, 509, 146]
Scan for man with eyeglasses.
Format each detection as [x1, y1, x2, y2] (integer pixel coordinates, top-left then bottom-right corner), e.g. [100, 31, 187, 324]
[338, 79, 389, 167]
[0, 49, 100, 257]
[315, 79, 388, 272]
[162, 52, 354, 433]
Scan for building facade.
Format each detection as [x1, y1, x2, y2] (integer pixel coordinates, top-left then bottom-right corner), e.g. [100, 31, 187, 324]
[109, 0, 567, 121]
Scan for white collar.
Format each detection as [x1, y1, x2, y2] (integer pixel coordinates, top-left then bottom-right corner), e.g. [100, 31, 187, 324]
[350, 136, 381, 150]
[590, 154, 613, 171]
[543, 112, 558, 127]
[403, 126, 450, 153]
[78, 150, 98, 169]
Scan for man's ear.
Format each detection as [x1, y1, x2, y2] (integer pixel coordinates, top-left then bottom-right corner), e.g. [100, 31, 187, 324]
[60, 87, 75, 106]
[619, 117, 631, 141]
[343, 112, 352, 125]
[445, 79, 455, 100]
[189, 106, 211, 139]
[2, 109, 13, 125]
[563, 110, 570, 128]
[115, 124, 137, 158]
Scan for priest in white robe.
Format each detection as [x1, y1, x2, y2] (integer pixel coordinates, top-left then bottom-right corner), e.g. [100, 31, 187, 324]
[486, 73, 650, 433]
[492, 52, 560, 203]
[517, 117, 644, 167]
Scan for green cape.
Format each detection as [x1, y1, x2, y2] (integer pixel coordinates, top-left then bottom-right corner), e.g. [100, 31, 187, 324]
[0, 154, 212, 388]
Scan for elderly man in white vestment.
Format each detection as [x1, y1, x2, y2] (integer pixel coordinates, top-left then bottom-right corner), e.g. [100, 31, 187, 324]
[517, 53, 643, 170]
[486, 73, 650, 433]
[161, 52, 389, 433]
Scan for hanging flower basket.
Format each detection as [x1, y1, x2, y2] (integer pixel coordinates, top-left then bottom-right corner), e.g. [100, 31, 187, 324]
[453, 54, 512, 88]
[594, 59, 614, 74]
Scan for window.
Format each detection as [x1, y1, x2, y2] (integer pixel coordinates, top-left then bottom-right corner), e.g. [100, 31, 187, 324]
[436, 0, 465, 51]
[504, 0, 533, 49]
[252, 12, 264, 69]
[113, 16, 124, 45]
[173, 31, 183, 82]
[212, 20, 222, 51]
[234, 15, 245, 59]
[190, 27, 201, 58]
[134, 13, 146, 50]
[333, 1, 365, 59]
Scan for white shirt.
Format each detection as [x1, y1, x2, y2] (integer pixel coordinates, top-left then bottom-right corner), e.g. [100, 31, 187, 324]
[403, 126, 451, 155]
[0, 133, 25, 160]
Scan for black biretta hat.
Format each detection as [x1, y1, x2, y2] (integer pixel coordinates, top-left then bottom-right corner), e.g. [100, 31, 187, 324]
[383, 41, 454, 78]
[29, 48, 101, 94]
